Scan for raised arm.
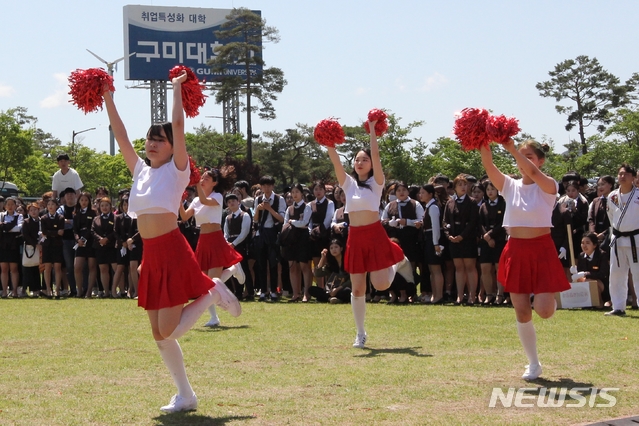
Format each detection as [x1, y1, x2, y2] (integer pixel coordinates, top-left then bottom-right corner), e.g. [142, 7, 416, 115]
[480, 145, 506, 192]
[195, 182, 220, 207]
[368, 121, 385, 187]
[503, 139, 557, 195]
[102, 90, 139, 173]
[327, 147, 347, 186]
[170, 71, 188, 172]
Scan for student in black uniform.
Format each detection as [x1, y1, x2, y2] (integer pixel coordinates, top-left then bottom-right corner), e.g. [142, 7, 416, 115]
[281, 183, 313, 302]
[0, 197, 24, 298]
[418, 184, 445, 304]
[588, 175, 614, 253]
[570, 232, 609, 309]
[308, 181, 335, 290]
[92, 197, 118, 298]
[223, 193, 253, 300]
[41, 198, 65, 297]
[478, 180, 507, 305]
[123, 202, 142, 300]
[73, 192, 98, 298]
[443, 174, 480, 305]
[21, 203, 42, 297]
[113, 196, 133, 298]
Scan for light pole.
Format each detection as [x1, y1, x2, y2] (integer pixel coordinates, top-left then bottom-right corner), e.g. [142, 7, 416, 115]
[72, 127, 96, 162]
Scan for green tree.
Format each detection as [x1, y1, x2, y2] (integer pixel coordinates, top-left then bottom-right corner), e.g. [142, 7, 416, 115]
[185, 125, 246, 167]
[605, 107, 639, 148]
[255, 125, 332, 189]
[0, 108, 34, 188]
[536, 55, 635, 154]
[209, 8, 287, 164]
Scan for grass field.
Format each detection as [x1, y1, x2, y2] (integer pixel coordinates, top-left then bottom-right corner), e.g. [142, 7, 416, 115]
[0, 298, 637, 425]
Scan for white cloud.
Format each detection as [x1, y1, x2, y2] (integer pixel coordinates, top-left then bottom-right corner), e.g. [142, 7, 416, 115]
[0, 84, 15, 97]
[419, 72, 448, 92]
[40, 73, 71, 108]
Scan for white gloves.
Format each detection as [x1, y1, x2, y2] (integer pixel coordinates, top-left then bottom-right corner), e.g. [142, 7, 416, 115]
[569, 265, 578, 274]
[389, 217, 399, 228]
[571, 272, 587, 281]
[558, 247, 567, 260]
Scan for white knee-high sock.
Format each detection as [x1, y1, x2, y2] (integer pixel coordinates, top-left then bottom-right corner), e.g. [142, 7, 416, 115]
[387, 265, 397, 286]
[517, 320, 540, 366]
[156, 339, 194, 397]
[167, 287, 219, 340]
[396, 256, 414, 283]
[207, 304, 219, 322]
[351, 294, 366, 335]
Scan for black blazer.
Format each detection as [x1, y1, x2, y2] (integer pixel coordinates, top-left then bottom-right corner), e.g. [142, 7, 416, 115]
[73, 207, 97, 245]
[21, 217, 41, 247]
[576, 249, 609, 285]
[479, 196, 507, 244]
[443, 196, 479, 241]
[40, 213, 65, 248]
[92, 213, 117, 249]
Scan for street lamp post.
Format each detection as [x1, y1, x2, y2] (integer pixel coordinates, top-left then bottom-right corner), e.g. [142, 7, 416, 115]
[72, 127, 96, 162]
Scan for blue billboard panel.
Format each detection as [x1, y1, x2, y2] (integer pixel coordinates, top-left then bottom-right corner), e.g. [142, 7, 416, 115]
[123, 5, 262, 82]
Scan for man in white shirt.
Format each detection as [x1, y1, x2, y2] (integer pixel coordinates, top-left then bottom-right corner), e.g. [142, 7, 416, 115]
[51, 153, 83, 199]
[605, 163, 639, 316]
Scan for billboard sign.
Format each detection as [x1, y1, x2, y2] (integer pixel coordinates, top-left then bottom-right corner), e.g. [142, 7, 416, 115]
[123, 5, 262, 82]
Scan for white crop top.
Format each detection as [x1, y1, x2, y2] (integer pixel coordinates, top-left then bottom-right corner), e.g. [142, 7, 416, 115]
[343, 174, 384, 214]
[128, 157, 190, 219]
[501, 175, 558, 228]
[190, 193, 223, 225]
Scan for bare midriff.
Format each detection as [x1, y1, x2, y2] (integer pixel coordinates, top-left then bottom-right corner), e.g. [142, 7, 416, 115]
[136, 213, 179, 239]
[199, 223, 221, 234]
[507, 226, 550, 239]
[348, 210, 381, 227]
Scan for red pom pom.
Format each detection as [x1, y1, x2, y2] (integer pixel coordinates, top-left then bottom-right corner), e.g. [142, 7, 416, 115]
[169, 65, 207, 118]
[363, 108, 389, 136]
[314, 118, 345, 148]
[453, 108, 491, 151]
[181, 191, 189, 202]
[68, 68, 115, 114]
[485, 114, 520, 144]
[188, 156, 201, 186]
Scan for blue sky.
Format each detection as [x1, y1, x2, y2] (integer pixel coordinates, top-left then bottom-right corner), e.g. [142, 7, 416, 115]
[1, 0, 638, 155]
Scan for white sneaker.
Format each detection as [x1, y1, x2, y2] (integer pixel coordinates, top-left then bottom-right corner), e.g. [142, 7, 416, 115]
[160, 393, 198, 413]
[353, 333, 367, 348]
[204, 318, 220, 327]
[232, 263, 245, 285]
[522, 363, 542, 380]
[212, 278, 241, 317]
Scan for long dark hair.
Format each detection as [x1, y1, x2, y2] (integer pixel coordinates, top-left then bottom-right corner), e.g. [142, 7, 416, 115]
[74, 191, 94, 215]
[204, 165, 237, 194]
[350, 148, 374, 189]
[326, 238, 346, 273]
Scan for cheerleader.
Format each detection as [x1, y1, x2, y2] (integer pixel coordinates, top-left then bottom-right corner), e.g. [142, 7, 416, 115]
[41, 198, 65, 297]
[326, 119, 405, 348]
[102, 71, 240, 413]
[478, 180, 507, 305]
[281, 183, 313, 302]
[481, 139, 570, 380]
[443, 174, 480, 305]
[179, 166, 245, 327]
[0, 197, 24, 298]
[73, 192, 97, 298]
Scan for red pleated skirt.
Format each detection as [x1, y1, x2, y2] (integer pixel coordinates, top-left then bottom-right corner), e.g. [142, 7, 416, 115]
[497, 234, 571, 294]
[138, 228, 215, 310]
[195, 230, 243, 271]
[345, 221, 405, 274]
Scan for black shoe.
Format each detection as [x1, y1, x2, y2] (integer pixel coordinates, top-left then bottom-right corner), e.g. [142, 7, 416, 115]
[604, 309, 626, 316]
[243, 295, 255, 302]
[258, 294, 266, 302]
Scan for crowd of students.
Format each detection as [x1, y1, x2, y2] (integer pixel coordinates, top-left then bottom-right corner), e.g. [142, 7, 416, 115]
[2, 165, 637, 311]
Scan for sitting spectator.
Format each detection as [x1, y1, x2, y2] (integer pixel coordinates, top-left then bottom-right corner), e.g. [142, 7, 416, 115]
[571, 232, 610, 309]
[309, 239, 351, 303]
